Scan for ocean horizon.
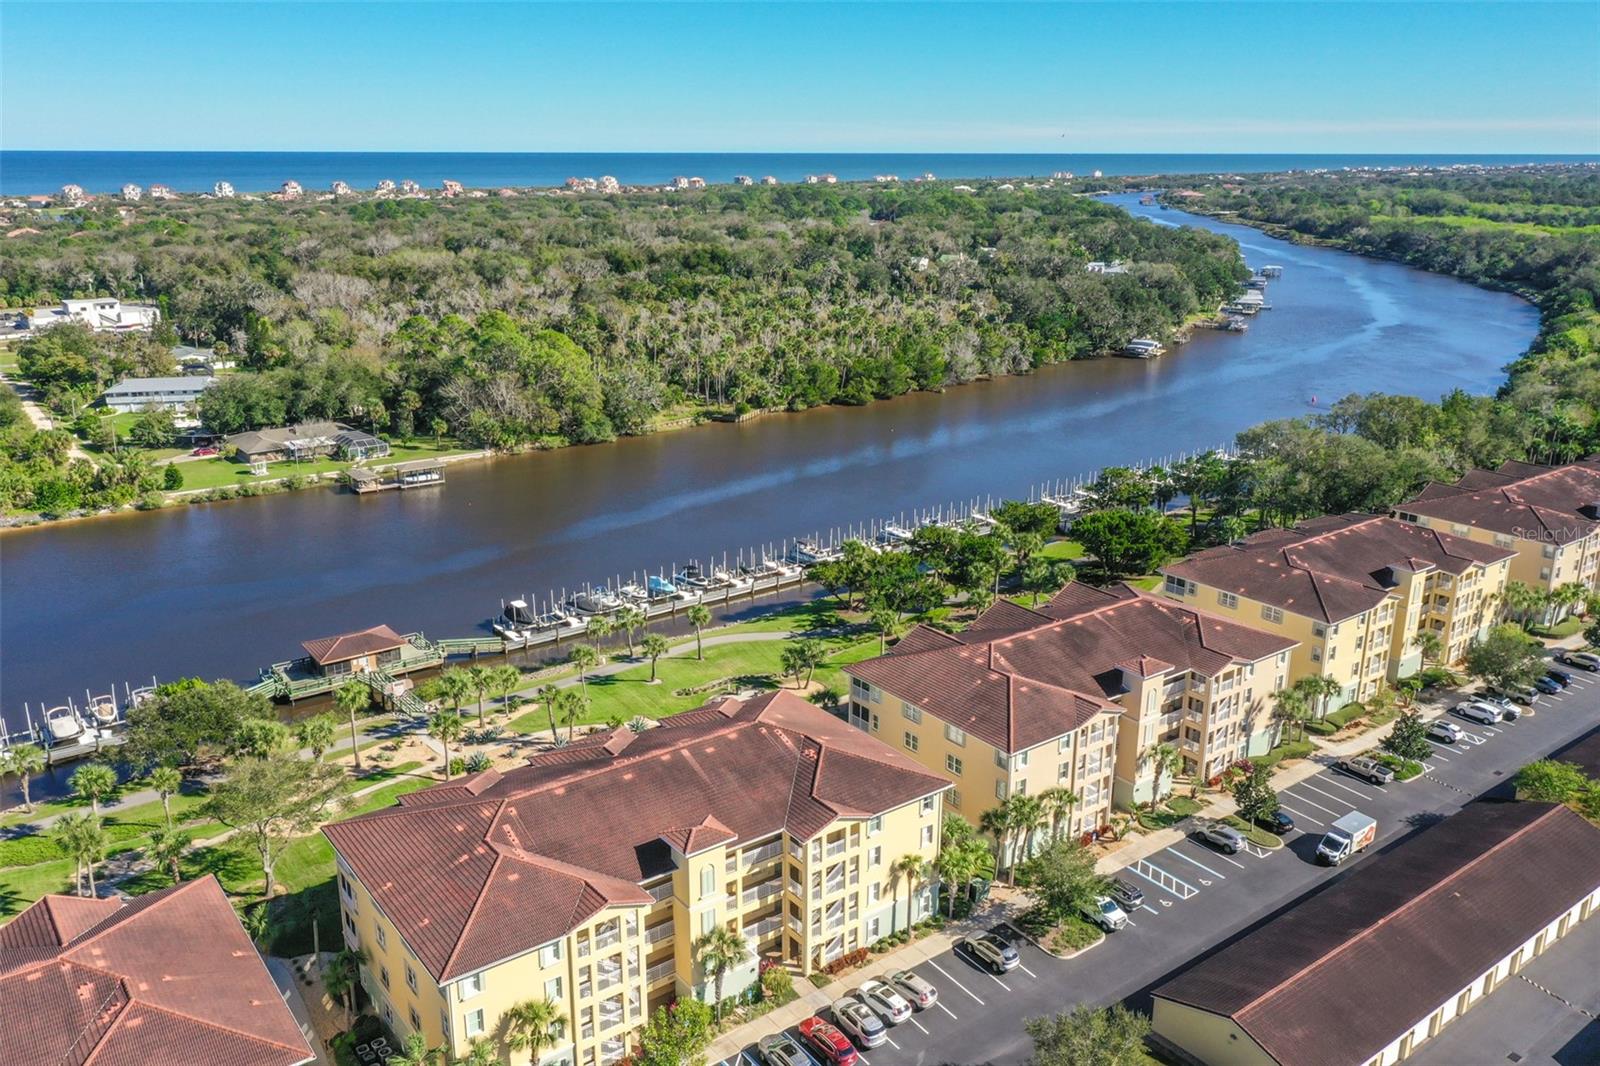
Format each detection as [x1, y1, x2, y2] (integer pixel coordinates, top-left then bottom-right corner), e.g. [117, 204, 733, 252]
[4, 150, 1595, 196]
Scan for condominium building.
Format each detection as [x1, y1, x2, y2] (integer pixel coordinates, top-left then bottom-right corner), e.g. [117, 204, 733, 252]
[1161, 515, 1513, 702]
[1397, 458, 1600, 602]
[323, 690, 948, 1066]
[846, 584, 1296, 816]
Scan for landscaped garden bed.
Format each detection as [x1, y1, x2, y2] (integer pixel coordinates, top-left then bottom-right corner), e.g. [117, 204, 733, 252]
[1221, 815, 1284, 849]
[1013, 905, 1105, 958]
[1375, 752, 1425, 781]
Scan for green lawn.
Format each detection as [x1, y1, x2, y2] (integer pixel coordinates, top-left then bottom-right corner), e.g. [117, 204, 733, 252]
[175, 439, 475, 492]
[1038, 539, 1086, 561]
[1530, 617, 1584, 639]
[1254, 738, 1315, 771]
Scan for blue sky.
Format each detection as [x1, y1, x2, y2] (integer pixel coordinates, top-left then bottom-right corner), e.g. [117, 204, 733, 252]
[2, 1, 1596, 152]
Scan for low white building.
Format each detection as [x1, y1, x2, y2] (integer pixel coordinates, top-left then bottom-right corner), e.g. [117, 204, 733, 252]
[121, 184, 143, 202]
[213, 180, 236, 198]
[30, 298, 160, 334]
[101, 375, 215, 413]
[148, 184, 177, 200]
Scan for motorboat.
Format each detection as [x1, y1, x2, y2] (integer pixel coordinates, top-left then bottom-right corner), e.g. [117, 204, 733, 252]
[88, 693, 119, 727]
[124, 685, 155, 710]
[674, 564, 711, 590]
[1224, 316, 1249, 332]
[877, 523, 913, 546]
[570, 588, 623, 614]
[534, 606, 575, 629]
[502, 598, 536, 628]
[615, 583, 649, 605]
[647, 575, 680, 599]
[45, 705, 83, 745]
[789, 540, 825, 565]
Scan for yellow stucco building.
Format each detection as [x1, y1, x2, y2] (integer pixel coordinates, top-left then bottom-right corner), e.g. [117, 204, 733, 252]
[1160, 514, 1512, 704]
[324, 690, 948, 1066]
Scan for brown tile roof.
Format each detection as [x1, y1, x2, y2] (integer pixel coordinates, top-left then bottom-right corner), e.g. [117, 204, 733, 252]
[849, 584, 1294, 752]
[1163, 514, 1515, 623]
[661, 814, 738, 855]
[1400, 458, 1600, 545]
[1153, 802, 1600, 1066]
[301, 624, 406, 665]
[1, 876, 314, 1066]
[325, 690, 948, 982]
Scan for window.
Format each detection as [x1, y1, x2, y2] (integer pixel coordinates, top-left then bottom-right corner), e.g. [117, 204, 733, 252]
[1260, 605, 1284, 625]
[943, 723, 965, 746]
[700, 911, 715, 935]
[1216, 590, 1238, 609]
[459, 973, 484, 1000]
[464, 1008, 484, 1037]
[1164, 575, 1191, 597]
[868, 883, 881, 904]
[868, 846, 882, 867]
[920, 795, 936, 816]
[948, 790, 962, 809]
[867, 816, 883, 837]
[903, 732, 919, 753]
[1058, 733, 1074, 753]
[901, 701, 922, 723]
[700, 867, 715, 896]
[922, 824, 935, 847]
[376, 924, 386, 950]
[945, 754, 963, 775]
[994, 750, 1009, 769]
[408, 1007, 421, 1032]
[545, 976, 563, 1000]
[1312, 623, 1326, 638]
[995, 781, 1007, 801]
[538, 942, 563, 967]
[442, 1009, 452, 1040]
[380, 965, 391, 990]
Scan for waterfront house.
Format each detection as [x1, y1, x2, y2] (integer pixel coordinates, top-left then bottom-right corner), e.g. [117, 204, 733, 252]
[225, 420, 389, 464]
[599, 175, 621, 193]
[3, 875, 315, 1066]
[734, 175, 754, 185]
[324, 689, 948, 1066]
[1151, 801, 1600, 1066]
[847, 584, 1295, 818]
[148, 184, 177, 200]
[58, 183, 87, 205]
[441, 179, 464, 197]
[213, 180, 236, 198]
[101, 374, 215, 413]
[120, 183, 142, 201]
[29, 297, 160, 334]
[302, 623, 410, 678]
[331, 179, 353, 196]
[375, 178, 396, 195]
[399, 179, 422, 195]
[1161, 514, 1513, 702]
[1396, 457, 1600, 611]
[279, 180, 303, 200]
[761, 175, 779, 185]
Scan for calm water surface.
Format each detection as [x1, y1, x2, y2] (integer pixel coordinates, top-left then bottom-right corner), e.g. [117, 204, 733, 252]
[0, 196, 1538, 706]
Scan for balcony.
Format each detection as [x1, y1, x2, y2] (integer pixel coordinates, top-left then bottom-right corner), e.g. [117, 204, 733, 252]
[645, 959, 675, 985]
[646, 880, 674, 903]
[787, 877, 804, 898]
[746, 915, 784, 939]
[742, 881, 784, 907]
[599, 997, 624, 1027]
[825, 838, 847, 859]
[595, 927, 622, 950]
[788, 915, 804, 936]
[644, 922, 673, 945]
[823, 877, 845, 895]
[742, 840, 783, 865]
[601, 1040, 627, 1066]
[825, 905, 845, 932]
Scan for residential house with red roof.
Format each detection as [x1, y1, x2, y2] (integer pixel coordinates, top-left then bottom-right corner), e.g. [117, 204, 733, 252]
[1161, 514, 1512, 704]
[2, 875, 315, 1066]
[1396, 457, 1600, 613]
[323, 689, 949, 1066]
[846, 583, 1297, 819]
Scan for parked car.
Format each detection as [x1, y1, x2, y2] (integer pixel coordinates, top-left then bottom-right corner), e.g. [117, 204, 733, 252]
[1533, 675, 1563, 695]
[1081, 895, 1130, 932]
[831, 997, 887, 1049]
[191, 446, 218, 456]
[1491, 684, 1539, 706]
[797, 1017, 858, 1066]
[1255, 809, 1296, 835]
[1558, 650, 1600, 671]
[1494, 699, 1524, 721]
[1109, 878, 1145, 910]
[886, 969, 938, 1011]
[1453, 701, 1501, 726]
[1426, 720, 1463, 744]
[1196, 822, 1244, 854]
[757, 1033, 810, 1066]
[1338, 755, 1396, 785]
[961, 932, 1019, 973]
[1546, 667, 1574, 687]
[854, 979, 912, 1026]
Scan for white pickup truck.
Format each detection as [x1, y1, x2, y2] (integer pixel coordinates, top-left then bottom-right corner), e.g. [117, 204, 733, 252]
[1316, 812, 1377, 866]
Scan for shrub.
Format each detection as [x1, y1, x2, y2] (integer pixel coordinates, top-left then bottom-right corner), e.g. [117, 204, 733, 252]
[821, 947, 870, 976]
[464, 752, 492, 774]
[759, 965, 796, 1005]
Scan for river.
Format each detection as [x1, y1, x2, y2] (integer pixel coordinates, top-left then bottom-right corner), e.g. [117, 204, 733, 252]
[0, 195, 1539, 708]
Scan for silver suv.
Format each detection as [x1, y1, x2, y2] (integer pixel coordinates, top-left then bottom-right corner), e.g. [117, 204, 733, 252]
[1197, 822, 1244, 854]
[961, 932, 1019, 973]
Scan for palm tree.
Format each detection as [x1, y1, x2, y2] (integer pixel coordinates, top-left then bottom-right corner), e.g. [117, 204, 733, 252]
[457, 1038, 497, 1066]
[614, 606, 643, 658]
[979, 804, 1018, 883]
[642, 633, 670, 682]
[1271, 687, 1309, 744]
[890, 854, 927, 935]
[434, 667, 473, 720]
[693, 924, 750, 1021]
[1145, 743, 1181, 803]
[465, 664, 494, 727]
[488, 664, 523, 717]
[536, 684, 562, 740]
[586, 614, 617, 649]
[428, 710, 465, 781]
[323, 947, 367, 1029]
[557, 690, 586, 742]
[502, 996, 566, 1066]
[334, 679, 372, 772]
[294, 713, 338, 762]
[1411, 630, 1444, 668]
[4, 744, 46, 812]
[1038, 787, 1079, 843]
[686, 604, 712, 660]
[1009, 793, 1046, 862]
[1501, 581, 1541, 630]
[387, 1032, 440, 1066]
[53, 813, 105, 897]
[147, 826, 189, 885]
[870, 607, 901, 654]
[569, 644, 600, 699]
[1553, 580, 1588, 623]
[1295, 674, 1344, 725]
[70, 762, 117, 818]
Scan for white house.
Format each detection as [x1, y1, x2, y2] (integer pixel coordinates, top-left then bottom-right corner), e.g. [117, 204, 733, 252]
[101, 375, 215, 414]
[121, 184, 143, 202]
[30, 298, 160, 334]
[213, 181, 236, 198]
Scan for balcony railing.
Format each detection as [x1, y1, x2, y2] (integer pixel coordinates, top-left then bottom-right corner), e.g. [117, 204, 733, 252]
[645, 959, 675, 985]
[823, 878, 845, 895]
[597, 972, 623, 992]
[746, 915, 784, 939]
[742, 840, 784, 865]
[646, 881, 674, 903]
[787, 878, 804, 898]
[645, 923, 673, 945]
[743, 881, 784, 906]
[788, 915, 804, 936]
[825, 839, 847, 858]
[595, 927, 621, 950]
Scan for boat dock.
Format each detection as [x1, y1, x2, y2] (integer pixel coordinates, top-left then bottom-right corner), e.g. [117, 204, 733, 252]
[346, 459, 446, 494]
[0, 681, 155, 767]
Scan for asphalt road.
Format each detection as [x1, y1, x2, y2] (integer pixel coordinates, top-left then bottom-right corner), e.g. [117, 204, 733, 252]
[718, 662, 1600, 1066]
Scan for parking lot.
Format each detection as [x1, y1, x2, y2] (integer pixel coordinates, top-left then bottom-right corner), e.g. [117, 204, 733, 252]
[719, 661, 1600, 1066]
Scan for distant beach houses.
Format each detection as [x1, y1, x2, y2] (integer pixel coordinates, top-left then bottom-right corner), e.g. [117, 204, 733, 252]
[27, 297, 160, 334]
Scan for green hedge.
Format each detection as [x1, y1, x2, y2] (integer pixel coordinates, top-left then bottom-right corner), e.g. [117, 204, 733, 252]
[1304, 720, 1338, 736]
[1254, 739, 1314, 769]
[1326, 702, 1367, 728]
[1375, 753, 1425, 781]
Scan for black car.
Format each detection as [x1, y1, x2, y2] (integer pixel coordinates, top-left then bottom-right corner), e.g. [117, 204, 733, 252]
[1109, 878, 1145, 910]
[1546, 667, 1574, 687]
[1533, 675, 1563, 695]
[1255, 809, 1295, 835]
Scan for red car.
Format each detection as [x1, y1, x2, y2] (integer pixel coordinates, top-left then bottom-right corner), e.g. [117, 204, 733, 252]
[797, 1016, 858, 1066]
[191, 446, 219, 457]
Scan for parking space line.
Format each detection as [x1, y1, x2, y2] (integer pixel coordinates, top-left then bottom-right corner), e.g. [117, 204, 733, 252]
[1427, 749, 1451, 761]
[935, 1000, 958, 1020]
[858, 1053, 870, 1065]
[983, 968, 1010, 990]
[1296, 782, 1357, 810]
[1140, 903, 1160, 915]
[1017, 962, 1039, 979]
[1283, 790, 1342, 816]
[884, 1035, 901, 1051]
[1277, 802, 1323, 827]
[927, 960, 984, 1005]
[1130, 858, 1198, 899]
[1322, 776, 1378, 799]
[1242, 841, 1273, 859]
[1167, 848, 1229, 880]
[909, 1017, 929, 1035]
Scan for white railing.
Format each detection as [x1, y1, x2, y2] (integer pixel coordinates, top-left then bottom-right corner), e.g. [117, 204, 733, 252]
[595, 928, 621, 950]
[824, 878, 845, 895]
[742, 840, 784, 865]
[646, 881, 674, 903]
[825, 839, 847, 858]
[788, 878, 805, 898]
[646, 960, 675, 984]
[788, 915, 804, 936]
[746, 916, 784, 939]
[742, 881, 783, 906]
[645, 923, 673, 945]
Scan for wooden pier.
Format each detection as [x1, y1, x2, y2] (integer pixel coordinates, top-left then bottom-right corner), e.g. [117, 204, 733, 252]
[346, 459, 445, 494]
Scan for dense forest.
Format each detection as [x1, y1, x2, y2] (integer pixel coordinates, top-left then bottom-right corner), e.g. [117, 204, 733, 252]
[3, 183, 1244, 445]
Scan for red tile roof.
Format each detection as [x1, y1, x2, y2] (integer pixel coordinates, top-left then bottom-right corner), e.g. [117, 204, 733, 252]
[847, 584, 1296, 752]
[325, 690, 948, 981]
[1401, 458, 1600, 545]
[1164, 514, 1515, 623]
[1, 876, 314, 1066]
[1154, 802, 1600, 1066]
[301, 624, 406, 665]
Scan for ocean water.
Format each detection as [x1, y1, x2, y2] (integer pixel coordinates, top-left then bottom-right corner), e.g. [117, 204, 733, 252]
[3, 151, 1593, 196]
